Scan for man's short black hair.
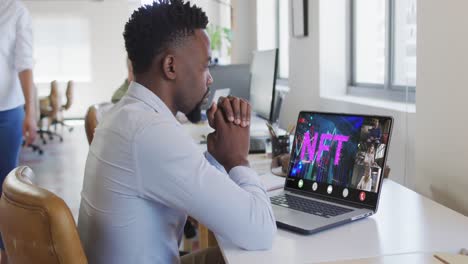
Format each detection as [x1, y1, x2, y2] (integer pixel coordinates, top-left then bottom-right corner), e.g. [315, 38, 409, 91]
[123, 0, 209, 74]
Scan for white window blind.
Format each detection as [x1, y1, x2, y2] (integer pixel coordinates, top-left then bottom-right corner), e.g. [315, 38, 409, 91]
[33, 17, 91, 83]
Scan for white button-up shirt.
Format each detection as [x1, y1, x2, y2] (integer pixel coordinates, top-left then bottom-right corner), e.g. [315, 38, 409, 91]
[78, 82, 276, 264]
[0, 0, 34, 111]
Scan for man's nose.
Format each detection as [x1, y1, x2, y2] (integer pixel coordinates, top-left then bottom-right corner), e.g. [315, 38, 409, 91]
[207, 72, 214, 86]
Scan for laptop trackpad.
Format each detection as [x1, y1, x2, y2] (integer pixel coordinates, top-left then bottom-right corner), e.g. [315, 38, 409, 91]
[273, 205, 331, 231]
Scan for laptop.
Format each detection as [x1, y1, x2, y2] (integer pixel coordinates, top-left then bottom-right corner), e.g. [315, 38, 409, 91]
[270, 111, 393, 234]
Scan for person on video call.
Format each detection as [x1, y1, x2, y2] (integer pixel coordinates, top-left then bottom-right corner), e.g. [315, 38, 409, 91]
[364, 144, 376, 166]
[367, 119, 381, 145]
[76, 1, 276, 263]
[357, 164, 373, 192]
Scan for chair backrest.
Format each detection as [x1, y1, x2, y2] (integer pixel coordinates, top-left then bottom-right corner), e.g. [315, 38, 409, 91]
[51, 81, 61, 117]
[40, 81, 60, 121]
[84, 105, 98, 144]
[63, 81, 74, 110]
[0, 167, 87, 264]
[84, 102, 113, 144]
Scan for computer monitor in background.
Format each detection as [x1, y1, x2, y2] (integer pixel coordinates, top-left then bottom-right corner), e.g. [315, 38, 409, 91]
[249, 49, 278, 122]
[205, 64, 251, 110]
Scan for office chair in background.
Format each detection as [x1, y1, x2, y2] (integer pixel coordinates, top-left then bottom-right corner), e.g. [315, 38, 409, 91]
[0, 166, 87, 264]
[38, 80, 63, 143]
[52, 80, 74, 133]
[84, 102, 112, 144]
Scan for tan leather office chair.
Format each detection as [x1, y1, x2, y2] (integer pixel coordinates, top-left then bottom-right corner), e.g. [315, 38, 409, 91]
[84, 103, 113, 144]
[0, 166, 87, 264]
[55, 80, 74, 132]
[84, 104, 99, 144]
[62, 81, 74, 111]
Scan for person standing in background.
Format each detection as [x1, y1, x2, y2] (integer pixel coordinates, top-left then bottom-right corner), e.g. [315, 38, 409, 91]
[0, 0, 37, 263]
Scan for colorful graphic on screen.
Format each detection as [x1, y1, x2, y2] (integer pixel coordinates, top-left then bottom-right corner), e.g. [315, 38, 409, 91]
[288, 113, 392, 194]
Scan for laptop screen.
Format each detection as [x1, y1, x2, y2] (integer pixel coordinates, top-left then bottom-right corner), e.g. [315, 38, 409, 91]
[285, 111, 393, 210]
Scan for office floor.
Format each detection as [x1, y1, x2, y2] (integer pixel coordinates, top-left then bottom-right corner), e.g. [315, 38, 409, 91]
[19, 121, 87, 221]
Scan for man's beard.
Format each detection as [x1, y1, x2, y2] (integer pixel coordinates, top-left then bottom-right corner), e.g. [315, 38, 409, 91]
[186, 104, 202, 123]
[186, 87, 210, 123]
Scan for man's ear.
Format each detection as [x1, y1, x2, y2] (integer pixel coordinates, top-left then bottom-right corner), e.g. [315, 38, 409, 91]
[162, 54, 176, 80]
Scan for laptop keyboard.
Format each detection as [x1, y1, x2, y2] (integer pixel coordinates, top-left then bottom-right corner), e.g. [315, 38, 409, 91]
[270, 194, 353, 218]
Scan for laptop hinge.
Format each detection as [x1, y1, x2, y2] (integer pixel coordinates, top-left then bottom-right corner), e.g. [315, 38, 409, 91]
[284, 188, 373, 210]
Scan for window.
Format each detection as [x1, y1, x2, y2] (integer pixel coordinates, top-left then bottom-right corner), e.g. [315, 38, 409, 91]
[278, 0, 289, 79]
[33, 17, 91, 83]
[140, 0, 152, 5]
[141, 0, 232, 64]
[350, 0, 416, 102]
[257, 0, 289, 79]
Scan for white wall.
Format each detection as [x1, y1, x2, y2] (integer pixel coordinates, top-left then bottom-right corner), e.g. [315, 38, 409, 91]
[416, 0, 468, 215]
[319, 0, 347, 98]
[231, 0, 257, 64]
[256, 0, 277, 51]
[279, 0, 415, 187]
[279, 0, 320, 125]
[187, 0, 230, 28]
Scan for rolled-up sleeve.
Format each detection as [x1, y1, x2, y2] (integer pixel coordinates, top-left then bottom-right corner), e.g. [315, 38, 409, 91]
[204, 151, 227, 174]
[134, 120, 277, 250]
[15, 7, 34, 72]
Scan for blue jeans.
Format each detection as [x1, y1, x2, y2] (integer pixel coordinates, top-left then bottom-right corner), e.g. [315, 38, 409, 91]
[0, 105, 24, 250]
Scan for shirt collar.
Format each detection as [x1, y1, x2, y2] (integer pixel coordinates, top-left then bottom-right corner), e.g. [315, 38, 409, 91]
[126, 81, 178, 124]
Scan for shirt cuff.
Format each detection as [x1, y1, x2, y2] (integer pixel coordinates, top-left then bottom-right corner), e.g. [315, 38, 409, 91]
[204, 151, 227, 174]
[15, 58, 33, 73]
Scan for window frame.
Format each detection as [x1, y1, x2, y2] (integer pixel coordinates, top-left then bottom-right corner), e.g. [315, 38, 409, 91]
[349, 0, 416, 103]
[277, 0, 289, 81]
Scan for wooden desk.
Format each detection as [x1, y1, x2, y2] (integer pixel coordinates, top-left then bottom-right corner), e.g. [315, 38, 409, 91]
[217, 179, 468, 263]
